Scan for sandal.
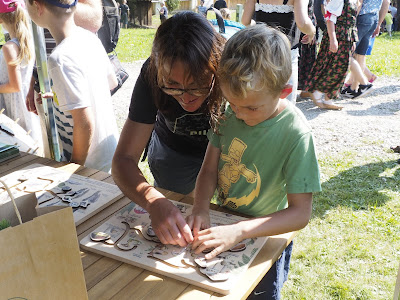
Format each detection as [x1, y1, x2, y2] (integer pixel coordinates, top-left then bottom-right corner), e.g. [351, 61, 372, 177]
[390, 145, 400, 153]
[310, 92, 325, 109]
[369, 74, 377, 83]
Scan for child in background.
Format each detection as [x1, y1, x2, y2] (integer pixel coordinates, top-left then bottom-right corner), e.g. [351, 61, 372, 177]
[385, 10, 393, 36]
[197, 0, 208, 17]
[0, 0, 42, 142]
[119, 0, 129, 29]
[25, 0, 119, 172]
[220, 7, 230, 19]
[187, 25, 321, 299]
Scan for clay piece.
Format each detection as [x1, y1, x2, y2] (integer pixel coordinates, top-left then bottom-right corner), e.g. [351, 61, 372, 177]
[61, 186, 72, 192]
[116, 229, 141, 251]
[90, 231, 111, 242]
[229, 243, 246, 252]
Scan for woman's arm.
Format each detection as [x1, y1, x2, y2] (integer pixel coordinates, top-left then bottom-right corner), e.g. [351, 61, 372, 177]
[112, 119, 194, 247]
[0, 42, 22, 94]
[241, 0, 256, 26]
[294, 0, 316, 37]
[326, 19, 338, 52]
[192, 192, 312, 259]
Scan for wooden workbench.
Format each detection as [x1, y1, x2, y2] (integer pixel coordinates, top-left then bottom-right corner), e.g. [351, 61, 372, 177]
[0, 152, 296, 299]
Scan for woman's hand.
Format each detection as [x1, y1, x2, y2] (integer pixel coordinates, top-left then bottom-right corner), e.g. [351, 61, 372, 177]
[186, 207, 210, 237]
[301, 34, 315, 45]
[191, 223, 243, 259]
[329, 38, 338, 53]
[148, 198, 194, 247]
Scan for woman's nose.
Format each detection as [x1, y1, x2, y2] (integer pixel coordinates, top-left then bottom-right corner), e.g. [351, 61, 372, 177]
[179, 92, 196, 103]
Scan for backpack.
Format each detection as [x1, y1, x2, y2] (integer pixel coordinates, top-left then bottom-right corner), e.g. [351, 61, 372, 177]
[98, 0, 120, 54]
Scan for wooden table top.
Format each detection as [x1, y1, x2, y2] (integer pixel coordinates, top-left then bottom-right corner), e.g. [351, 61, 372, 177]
[1, 152, 296, 300]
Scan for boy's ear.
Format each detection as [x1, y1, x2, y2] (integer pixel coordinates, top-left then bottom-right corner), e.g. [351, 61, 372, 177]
[279, 84, 293, 99]
[33, 0, 45, 16]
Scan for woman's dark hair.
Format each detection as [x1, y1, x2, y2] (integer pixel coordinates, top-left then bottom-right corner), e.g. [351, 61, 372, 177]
[147, 11, 226, 129]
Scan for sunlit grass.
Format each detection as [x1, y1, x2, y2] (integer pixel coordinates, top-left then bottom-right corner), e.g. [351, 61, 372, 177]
[368, 32, 400, 77]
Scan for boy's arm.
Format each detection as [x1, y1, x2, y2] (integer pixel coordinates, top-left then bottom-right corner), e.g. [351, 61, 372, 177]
[187, 143, 221, 236]
[69, 107, 95, 166]
[192, 192, 312, 259]
[75, 0, 103, 33]
[0, 43, 22, 94]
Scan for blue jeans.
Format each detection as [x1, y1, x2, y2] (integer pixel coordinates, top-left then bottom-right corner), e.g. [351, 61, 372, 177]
[247, 241, 293, 300]
[356, 13, 378, 55]
[148, 131, 203, 195]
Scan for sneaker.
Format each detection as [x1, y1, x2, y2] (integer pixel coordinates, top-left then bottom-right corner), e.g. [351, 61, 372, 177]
[340, 86, 356, 98]
[352, 84, 373, 99]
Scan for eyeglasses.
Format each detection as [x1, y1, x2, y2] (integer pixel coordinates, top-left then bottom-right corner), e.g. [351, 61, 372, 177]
[160, 76, 215, 97]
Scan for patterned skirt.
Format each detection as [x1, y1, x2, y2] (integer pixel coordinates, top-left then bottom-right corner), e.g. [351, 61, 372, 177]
[304, 33, 353, 99]
[298, 43, 317, 91]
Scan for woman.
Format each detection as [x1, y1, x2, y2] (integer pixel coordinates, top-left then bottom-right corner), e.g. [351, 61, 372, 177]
[112, 11, 225, 247]
[241, 0, 316, 105]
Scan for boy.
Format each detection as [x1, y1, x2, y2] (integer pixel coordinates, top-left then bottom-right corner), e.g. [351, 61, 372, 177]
[26, 0, 119, 172]
[119, 0, 129, 29]
[187, 25, 321, 299]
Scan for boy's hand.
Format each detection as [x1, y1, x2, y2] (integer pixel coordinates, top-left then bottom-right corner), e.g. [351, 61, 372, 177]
[148, 198, 194, 247]
[191, 223, 243, 259]
[25, 87, 38, 115]
[186, 208, 210, 237]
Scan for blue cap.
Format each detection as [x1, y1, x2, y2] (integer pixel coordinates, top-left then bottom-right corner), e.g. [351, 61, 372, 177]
[42, 0, 77, 9]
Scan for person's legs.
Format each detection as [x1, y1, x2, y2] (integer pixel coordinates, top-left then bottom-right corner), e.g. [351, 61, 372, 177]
[349, 56, 368, 90]
[345, 13, 378, 88]
[247, 242, 293, 300]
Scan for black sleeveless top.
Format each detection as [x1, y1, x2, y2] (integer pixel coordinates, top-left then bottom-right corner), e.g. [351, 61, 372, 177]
[255, 0, 299, 48]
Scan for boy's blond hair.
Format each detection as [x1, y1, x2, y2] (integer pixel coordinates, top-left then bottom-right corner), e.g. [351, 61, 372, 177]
[218, 25, 292, 98]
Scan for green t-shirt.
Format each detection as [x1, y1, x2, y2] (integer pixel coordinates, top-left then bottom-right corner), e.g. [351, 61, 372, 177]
[208, 104, 321, 217]
[385, 13, 393, 25]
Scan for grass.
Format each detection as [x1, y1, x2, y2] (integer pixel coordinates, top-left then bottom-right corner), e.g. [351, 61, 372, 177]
[281, 150, 400, 299]
[0, 219, 11, 231]
[368, 32, 400, 77]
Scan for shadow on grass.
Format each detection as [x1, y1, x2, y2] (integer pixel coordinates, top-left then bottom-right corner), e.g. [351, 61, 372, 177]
[312, 159, 400, 219]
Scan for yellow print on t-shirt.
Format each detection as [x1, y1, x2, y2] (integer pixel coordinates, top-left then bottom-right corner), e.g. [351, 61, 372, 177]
[218, 138, 261, 209]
